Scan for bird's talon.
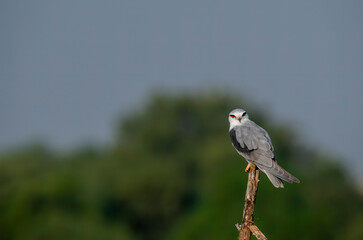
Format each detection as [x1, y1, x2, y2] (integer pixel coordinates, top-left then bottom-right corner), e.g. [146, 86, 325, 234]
[245, 163, 252, 172]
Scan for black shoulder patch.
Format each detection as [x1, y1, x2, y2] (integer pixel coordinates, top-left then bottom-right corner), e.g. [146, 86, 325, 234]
[229, 128, 253, 154]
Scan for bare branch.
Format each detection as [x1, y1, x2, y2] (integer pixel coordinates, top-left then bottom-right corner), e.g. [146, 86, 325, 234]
[237, 165, 267, 240]
[235, 223, 242, 231]
[249, 225, 267, 240]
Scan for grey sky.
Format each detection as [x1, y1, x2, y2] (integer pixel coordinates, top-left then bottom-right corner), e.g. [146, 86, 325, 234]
[1, 1, 363, 178]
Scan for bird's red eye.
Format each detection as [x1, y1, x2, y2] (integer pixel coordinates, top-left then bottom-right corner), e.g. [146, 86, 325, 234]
[242, 112, 246, 117]
[230, 115, 235, 118]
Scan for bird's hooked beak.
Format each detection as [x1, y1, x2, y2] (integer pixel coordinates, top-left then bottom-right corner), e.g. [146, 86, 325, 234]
[237, 116, 242, 122]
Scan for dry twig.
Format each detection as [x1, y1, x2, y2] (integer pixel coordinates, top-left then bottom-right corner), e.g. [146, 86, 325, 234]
[237, 165, 267, 240]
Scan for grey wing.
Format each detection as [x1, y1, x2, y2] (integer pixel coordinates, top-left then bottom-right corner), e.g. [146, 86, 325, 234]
[235, 122, 300, 186]
[235, 122, 275, 167]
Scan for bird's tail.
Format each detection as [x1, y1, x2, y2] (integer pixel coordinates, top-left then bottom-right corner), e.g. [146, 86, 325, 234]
[265, 172, 285, 188]
[259, 161, 300, 188]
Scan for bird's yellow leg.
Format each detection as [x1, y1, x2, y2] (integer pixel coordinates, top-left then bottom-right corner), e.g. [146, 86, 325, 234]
[245, 163, 252, 173]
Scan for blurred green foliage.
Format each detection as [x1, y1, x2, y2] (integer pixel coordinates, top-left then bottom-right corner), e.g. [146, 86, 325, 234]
[0, 93, 362, 239]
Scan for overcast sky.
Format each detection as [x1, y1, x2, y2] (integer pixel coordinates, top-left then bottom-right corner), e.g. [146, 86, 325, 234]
[1, 1, 362, 178]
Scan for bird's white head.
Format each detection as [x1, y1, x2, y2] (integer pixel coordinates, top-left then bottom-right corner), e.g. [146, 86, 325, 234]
[228, 108, 249, 130]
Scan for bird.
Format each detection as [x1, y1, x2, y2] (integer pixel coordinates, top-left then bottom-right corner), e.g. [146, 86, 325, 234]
[228, 108, 300, 188]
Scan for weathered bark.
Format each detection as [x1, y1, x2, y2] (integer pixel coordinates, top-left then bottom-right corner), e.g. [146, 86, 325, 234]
[237, 165, 267, 240]
[248, 225, 267, 240]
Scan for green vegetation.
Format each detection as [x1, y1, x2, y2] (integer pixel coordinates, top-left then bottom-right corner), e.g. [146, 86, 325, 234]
[0, 93, 362, 239]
